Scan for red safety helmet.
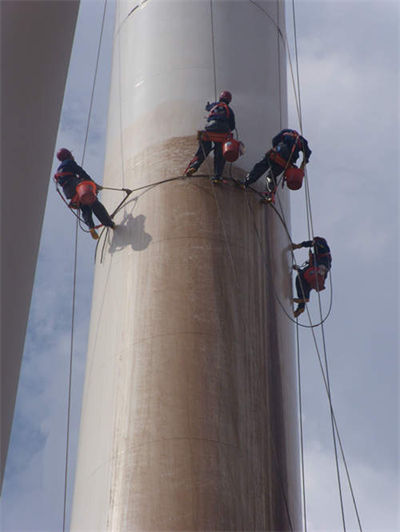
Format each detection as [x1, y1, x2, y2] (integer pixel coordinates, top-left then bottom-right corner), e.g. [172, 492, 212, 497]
[57, 148, 73, 161]
[219, 90, 232, 104]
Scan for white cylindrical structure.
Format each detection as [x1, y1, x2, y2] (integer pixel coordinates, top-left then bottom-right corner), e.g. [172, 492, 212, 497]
[72, 1, 300, 530]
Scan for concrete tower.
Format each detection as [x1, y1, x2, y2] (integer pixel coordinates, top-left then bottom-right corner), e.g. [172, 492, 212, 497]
[72, 1, 300, 529]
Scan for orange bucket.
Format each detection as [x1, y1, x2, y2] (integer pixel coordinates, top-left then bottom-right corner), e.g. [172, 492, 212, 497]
[75, 180, 97, 206]
[284, 167, 304, 190]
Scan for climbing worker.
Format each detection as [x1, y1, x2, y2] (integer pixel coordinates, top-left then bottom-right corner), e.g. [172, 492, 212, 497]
[185, 90, 236, 182]
[291, 236, 332, 318]
[54, 148, 115, 240]
[241, 128, 311, 201]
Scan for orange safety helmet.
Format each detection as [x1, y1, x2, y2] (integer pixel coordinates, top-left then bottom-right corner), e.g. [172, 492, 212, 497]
[57, 148, 73, 161]
[219, 90, 232, 104]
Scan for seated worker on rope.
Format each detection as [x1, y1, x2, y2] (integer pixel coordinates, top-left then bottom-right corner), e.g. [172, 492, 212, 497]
[185, 90, 236, 182]
[54, 148, 115, 240]
[291, 236, 332, 318]
[241, 128, 311, 202]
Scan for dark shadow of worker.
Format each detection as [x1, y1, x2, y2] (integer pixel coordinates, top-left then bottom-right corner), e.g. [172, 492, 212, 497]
[108, 211, 152, 253]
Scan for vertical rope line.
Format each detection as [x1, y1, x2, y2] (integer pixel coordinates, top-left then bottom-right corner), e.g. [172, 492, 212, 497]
[300, 284, 347, 530]
[296, 320, 307, 532]
[62, 2, 108, 530]
[210, 0, 217, 101]
[291, 0, 303, 132]
[117, 15, 126, 187]
[206, 6, 294, 526]
[306, 308, 362, 531]
[81, 0, 108, 167]
[250, 187, 361, 531]
[277, 0, 283, 130]
[244, 196, 295, 532]
[318, 308, 347, 531]
[62, 217, 79, 532]
[290, 2, 348, 527]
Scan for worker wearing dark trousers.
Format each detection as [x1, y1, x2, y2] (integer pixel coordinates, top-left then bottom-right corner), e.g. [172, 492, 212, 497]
[185, 90, 236, 181]
[244, 152, 287, 195]
[80, 201, 114, 232]
[55, 148, 115, 239]
[292, 237, 332, 317]
[190, 132, 226, 179]
[242, 129, 312, 196]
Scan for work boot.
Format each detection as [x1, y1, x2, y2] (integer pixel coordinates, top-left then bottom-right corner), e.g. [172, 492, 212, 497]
[185, 166, 197, 177]
[293, 306, 305, 318]
[293, 298, 309, 304]
[262, 191, 275, 204]
[89, 228, 99, 240]
[211, 175, 223, 183]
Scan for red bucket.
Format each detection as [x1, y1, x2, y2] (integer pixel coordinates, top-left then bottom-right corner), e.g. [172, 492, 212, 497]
[284, 167, 304, 190]
[223, 138, 241, 162]
[75, 180, 97, 206]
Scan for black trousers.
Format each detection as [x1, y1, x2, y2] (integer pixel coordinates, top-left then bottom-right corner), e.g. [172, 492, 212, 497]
[246, 153, 284, 187]
[295, 272, 311, 308]
[80, 200, 113, 229]
[191, 140, 225, 178]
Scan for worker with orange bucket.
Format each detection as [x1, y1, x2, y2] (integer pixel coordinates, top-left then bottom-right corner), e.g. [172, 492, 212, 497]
[241, 129, 311, 202]
[291, 237, 332, 318]
[54, 148, 115, 240]
[185, 90, 237, 183]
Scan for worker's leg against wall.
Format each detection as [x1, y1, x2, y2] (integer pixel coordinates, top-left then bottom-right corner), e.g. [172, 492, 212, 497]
[296, 274, 310, 302]
[214, 142, 225, 177]
[80, 205, 95, 228]
[246, 155, 270, 185]
[193, 140, 212, 168]
[92, 200, 114, 227]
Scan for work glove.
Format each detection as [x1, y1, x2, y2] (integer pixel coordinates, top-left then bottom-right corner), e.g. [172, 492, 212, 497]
[291, 243, 301, 250]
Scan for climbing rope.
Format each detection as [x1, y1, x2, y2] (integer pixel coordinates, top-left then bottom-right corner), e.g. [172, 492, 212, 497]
[289, 0, 350, 528]
[290, 2, 362, 528]
[204, 10, 296, 528]
[296, 320, 307, 532]
[57, 1, 362, 530]
[198, 2, 362, 530]
[62, 1, 108, 531]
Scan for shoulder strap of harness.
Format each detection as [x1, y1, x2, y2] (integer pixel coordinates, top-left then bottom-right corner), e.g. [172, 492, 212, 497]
[209, 102, 230, 119]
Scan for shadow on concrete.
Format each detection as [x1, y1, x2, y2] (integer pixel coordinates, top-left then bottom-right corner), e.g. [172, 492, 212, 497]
[109, 211, 152, 254]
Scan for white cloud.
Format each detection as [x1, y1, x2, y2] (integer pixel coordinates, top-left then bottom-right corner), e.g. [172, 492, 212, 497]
[304, 440, 400, 531]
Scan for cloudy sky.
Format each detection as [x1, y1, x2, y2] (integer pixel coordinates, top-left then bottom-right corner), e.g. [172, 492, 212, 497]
[1, 0, 399, 531]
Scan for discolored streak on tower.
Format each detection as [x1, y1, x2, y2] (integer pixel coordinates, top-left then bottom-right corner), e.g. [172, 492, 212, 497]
[71, 1, 300, 529]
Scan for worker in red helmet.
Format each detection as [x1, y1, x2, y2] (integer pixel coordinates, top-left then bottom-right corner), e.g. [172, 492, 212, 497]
[185, 90, 236, 182]
[291, 237, 331, 318]
[241, 129, 311, 201]
[54, 148, 115, 240]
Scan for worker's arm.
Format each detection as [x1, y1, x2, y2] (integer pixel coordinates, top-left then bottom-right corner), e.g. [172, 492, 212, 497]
[300, 136, 312, 168]
[71, 161, 93, 182]
[229, 108, 236, 131]
[292, 240, 313, 250]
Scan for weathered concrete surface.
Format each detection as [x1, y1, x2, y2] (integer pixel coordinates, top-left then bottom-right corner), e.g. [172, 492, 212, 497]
[72, 137, 299, 531]
[72, 0, 300, 529]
